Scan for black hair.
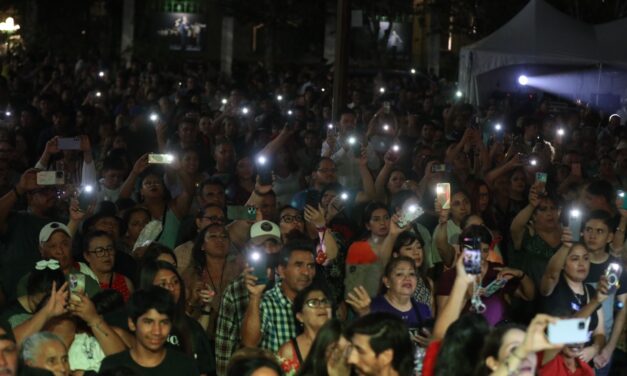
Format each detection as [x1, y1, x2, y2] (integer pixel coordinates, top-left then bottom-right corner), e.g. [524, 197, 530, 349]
[585, 180, 615, 206]
[359, 202, 390, 239]
[298, 319, 344, 376]
[191, 224, 229, 273]
[140, 243, 177, 268]
[392, 232, 430, 291]
[121, 206, 151, 235]
[434, 313, 490, 376]
[473, 324, 526, 376]
[199, 177, 226, 193]
[278, 239, 315, 267]
[346, 312, 414, 376]
[91, 289, 125, 315]
[26, 267, 66, 299]
[389, 190, 418, 213]
[292, 283, 332, 335]
[226, 349, 283, 376]
[101, 156, 127, 172]
[583, 209, 615, 233]
[458, 224, 493, 246]
[127, 286, 176, 323]
[82, 230, 114, 254]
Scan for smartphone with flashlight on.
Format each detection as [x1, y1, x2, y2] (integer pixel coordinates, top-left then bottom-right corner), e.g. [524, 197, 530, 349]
[462, 237, 482, 275]
[619, 190, 627, 210]
[347, 135, 361, 158]
[605, 263, 623, 293]
[78, 185, 94, 212]
[249, 249, 268, 285]
[148, 154, 174, 164]
[436, 183, 451, 210]
[256, 155, 273, 186]
[57, 137, 82, 150]
[536, 172, 547, 195]
[69, 273, 86, 302]
[397, 203, 423, 228]
[569, 209, 583, 242]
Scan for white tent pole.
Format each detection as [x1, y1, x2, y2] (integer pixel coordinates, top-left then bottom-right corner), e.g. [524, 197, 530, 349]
[596, 63, 603, 106]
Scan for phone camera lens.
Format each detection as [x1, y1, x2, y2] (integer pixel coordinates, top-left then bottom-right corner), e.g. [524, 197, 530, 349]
[578, 322, 585, 329]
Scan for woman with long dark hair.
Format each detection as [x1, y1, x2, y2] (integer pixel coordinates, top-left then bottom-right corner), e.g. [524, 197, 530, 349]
[298, 319, 350, 376]
[138, 260, 215, 376]
[392, 232, 434, 312]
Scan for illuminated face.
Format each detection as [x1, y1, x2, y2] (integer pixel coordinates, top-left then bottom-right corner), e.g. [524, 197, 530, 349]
[563, 245, 590, 282]
[583, 219, 613, 253]
[397, 240, 424, 268]
[153, 269, 181, 303]
[489, 328, 536, 376]
[128, 309, 172, 353]
[450, 192, 471, 223]
[40, 231, 73, 271]
[383, 261, 417, 297]
[366, 208, 390, 237]
[348, 334, 389, 376]
[278, 250, 316, 295]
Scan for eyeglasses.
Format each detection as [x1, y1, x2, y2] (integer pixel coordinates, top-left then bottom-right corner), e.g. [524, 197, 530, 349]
[89, 246, 115, 257]
[201, 216, 226, 224]
[205, 233, 229, 241]
[280, 215, 304, 224]
[142, 180, 162, 187]
[305, 298, 331, 308]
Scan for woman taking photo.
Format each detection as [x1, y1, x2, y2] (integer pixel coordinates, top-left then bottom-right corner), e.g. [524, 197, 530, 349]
[433, 189, 472, 268]
[510, 183, 562, 287]
[118, 154, 194, 249]
[278, 285, 333, 374]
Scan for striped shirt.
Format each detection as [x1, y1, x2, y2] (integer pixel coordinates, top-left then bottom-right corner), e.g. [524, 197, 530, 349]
[215, 276, 249, 376]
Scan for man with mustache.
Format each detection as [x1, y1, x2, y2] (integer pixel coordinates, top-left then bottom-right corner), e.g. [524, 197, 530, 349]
[241, 240, 317, 352]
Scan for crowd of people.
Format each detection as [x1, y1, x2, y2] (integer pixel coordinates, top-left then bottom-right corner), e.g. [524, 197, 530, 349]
[0, 52, 624, 376]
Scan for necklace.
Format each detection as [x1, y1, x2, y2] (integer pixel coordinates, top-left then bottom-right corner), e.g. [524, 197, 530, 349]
[204, 258, 227, 294]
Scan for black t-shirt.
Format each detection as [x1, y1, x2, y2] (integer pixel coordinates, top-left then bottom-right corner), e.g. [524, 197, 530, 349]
[541, 273, 599, 333]
[99, 349, 199, 376]
[585, 254, 627, 296]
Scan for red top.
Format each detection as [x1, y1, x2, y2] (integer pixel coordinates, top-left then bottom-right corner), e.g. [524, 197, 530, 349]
[538, 352, 594, 376]
[345, 241, 378, 264]
[99, 273, 131, 302]
[421, 340, 442, 376]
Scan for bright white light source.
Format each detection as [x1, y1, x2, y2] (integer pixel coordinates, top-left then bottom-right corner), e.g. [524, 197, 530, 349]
[327, 124, 333, 129]
[250, 251, 261, 261]
[340, 192, 349, 200]
[98, 71, 104, 78]
[4, 111, 10, 117]
[557, 128, 565, 136]
[518, 75, 529, 86]
[495, 123, 502, 131]
[392, 144, 400, 152]
[379, 87, 386, 94]
[84, 185, 93, 193]
[570, 209, 580, 218]
[257, 155, 267, 165]
[348, 136, 356, 145]
[530, 159, 538, 166]
[410, 68, 416, 75]
[241, 107, 249, 115]
[221, 98, 228, 105]
[455, 90, 463, 98]
[383, 124, 390, 131]
[95, 91, 102, 97]
[287, 110, 293, 116]
[321, 88, 326, 92]
[165, 154, 175, 163]
[277, 95, 283, 101]
[436, 186, 444, 194]
[149, 113, 158, 122]
[619, 191, 625, 198]
[407, 204, 417, 213]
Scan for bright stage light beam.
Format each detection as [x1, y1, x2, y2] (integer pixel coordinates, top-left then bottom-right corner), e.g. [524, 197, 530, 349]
[518, 75, 529, 86]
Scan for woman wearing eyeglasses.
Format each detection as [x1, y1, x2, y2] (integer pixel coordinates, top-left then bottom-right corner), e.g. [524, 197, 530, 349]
[83, 230, 133, 301]
[277, 285, 333, 374]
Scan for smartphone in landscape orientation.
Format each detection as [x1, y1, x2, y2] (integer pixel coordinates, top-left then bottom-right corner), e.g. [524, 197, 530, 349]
[569, 209, 583, 242]
[37, 171, 64, 185]
[249, 249, 268, 285]
[57, 137, 81, 150]
[548, 318, 589, 344]
[227, 206, 257, 221]
[431, 164, 447, 173]
[606, 263, 623, 293]
[148, 153, 174, 164]
[462, 237, 481, 275]
[436, 183, 451, 210]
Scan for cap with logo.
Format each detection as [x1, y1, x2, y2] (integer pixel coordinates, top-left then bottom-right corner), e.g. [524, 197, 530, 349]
[249, 220, 281, 245]
[39, 222, 72, 244]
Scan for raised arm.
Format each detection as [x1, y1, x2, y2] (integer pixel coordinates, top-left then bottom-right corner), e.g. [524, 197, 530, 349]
[240, 271, 266, 347]
[433, 199, 455, 268]
[539, 229, 572, 296]
[432, 257, 474, 340]
[119, 154, 149, 199]
[510, 183, 541, 251]
[355, 148, 375, 203]
[70, 293, 127, 354]
[374, 154, 395, 202]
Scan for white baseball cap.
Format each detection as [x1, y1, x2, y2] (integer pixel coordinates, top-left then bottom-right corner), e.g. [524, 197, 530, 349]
[39, 222, 71, 244]
[249, 220, 281, 245]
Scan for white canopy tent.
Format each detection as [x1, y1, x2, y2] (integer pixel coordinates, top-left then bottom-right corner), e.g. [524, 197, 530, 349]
[458, 0, 627, 105]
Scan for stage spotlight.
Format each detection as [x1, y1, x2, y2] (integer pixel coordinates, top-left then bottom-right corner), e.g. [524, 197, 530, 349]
[518, 75, 529, 86]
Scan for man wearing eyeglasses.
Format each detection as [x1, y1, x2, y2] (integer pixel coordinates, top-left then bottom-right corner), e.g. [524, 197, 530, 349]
[215, 220, 283, 376]
[241, 240, 317, 352]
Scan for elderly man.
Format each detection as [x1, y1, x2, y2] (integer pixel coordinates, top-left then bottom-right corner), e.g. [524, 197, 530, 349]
[0, 321, 54, 376]
[20, 332, 69, 376]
